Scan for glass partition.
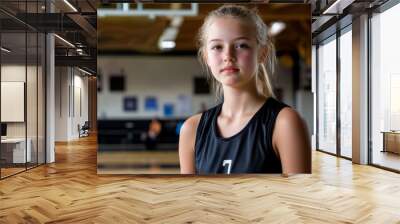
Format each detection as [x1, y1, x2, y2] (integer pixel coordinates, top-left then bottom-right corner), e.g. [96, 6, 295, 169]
[1, 30, 28, 177]
[0, 0, 46, 179]
[317, 35, 337, 155]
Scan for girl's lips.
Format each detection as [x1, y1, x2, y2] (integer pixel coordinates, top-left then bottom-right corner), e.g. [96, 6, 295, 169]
[221, 67, 239, 73]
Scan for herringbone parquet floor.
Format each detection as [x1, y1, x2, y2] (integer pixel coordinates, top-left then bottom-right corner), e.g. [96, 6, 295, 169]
[1, 135, 400, 223]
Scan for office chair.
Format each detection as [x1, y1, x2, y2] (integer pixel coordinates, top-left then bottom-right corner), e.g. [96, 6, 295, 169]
[79, 121, 90, 138]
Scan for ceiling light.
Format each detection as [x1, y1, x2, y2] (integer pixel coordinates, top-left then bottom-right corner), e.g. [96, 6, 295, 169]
[269, 22, 286, 36]
[78, 67, 92, 76]
[158, 17, 183, 51]
[170, 16, 183, 27]
[158, 27, 178, 51]
[1, 47, 11, 53]
[323, 0, 355, 15]
[98, 3, 198, 18]
[160, 41, 176, 50]
[63, 0, 78, 12]
[54, 34, 75, 48]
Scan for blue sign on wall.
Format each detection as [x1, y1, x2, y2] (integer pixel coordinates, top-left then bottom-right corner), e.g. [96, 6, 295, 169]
[145, 97, 158, 111]
[124, 96, 137, 111]
[163, 103, 174, 117]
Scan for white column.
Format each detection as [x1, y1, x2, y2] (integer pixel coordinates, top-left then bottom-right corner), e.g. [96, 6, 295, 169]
[352, 14, 369, 164]
[311, 45, 317, 150]
[45, 0, 56, 163]
[46, 32, 55, 163]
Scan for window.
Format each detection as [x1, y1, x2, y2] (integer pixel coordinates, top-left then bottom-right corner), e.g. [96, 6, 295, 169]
[370, 2, 400, 171]
[339, 27, 352, 158]
[317, 35, 337, 154]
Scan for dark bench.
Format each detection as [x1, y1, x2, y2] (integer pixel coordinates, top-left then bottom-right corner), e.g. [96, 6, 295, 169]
[98, 119, 185, 151]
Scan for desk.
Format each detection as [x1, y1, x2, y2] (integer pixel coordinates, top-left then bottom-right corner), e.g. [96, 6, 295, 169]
[381, 131, 400, 154]
[1, 138, 31, 163]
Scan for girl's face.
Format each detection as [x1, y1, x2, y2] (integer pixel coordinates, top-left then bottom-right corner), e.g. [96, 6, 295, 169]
[204, 17, 260, 88]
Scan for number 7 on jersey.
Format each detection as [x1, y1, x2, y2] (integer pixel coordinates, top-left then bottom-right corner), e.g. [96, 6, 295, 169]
[223, 159, 232, 174]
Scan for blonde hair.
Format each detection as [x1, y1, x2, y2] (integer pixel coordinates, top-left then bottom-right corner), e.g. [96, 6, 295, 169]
[197, 4, 276, 102]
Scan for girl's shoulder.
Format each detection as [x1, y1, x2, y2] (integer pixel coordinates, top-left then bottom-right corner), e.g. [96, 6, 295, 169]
[180, 113, 203, 141]
[275, 107, 303, 126]
[273, 107, 308, 146]
[180, 103, 221, 139]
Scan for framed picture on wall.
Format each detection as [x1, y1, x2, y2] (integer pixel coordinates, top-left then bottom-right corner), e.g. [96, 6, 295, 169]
[193, 77, 210, 94]
[124, 96, 138, 112]
[1, 82, 25, 122]
[109, 75, 125, 91]
[163, 103, 174, 117]
[145, 97, 158, 111]
[177, 94, 192, 116]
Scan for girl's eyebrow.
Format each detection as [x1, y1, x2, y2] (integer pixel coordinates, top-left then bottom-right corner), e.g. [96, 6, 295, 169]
[209, 37, 251, 42]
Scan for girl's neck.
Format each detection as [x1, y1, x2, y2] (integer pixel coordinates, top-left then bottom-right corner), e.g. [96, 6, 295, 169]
[221, 85, 267, 118]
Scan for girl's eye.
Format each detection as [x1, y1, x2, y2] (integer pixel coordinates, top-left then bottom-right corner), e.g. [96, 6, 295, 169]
[211, 45, 222, 51]
[236, 43, 250, 49]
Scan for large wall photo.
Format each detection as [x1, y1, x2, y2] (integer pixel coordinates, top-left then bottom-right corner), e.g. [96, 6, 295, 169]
[97, 3, 312, 174]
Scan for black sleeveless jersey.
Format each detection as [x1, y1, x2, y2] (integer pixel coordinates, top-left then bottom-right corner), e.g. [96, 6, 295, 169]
[195, 97, 288, 174]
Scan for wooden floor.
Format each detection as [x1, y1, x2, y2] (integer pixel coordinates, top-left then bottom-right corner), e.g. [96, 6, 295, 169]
[372, 151, 400, 171]
[98, 151, 180, 174]
[0, 167, 26, 178]
[1, 135, 400, 223]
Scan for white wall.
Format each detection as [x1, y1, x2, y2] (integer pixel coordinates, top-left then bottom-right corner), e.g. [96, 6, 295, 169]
[97, 56, 215, 119]
[55, 67, 68, 141]
[1, 64, 46, 163]
[1, 65, 26, 81]
[98, 55, 313, 125]
[55, 67, 89, 141]
[72, 73, 89, 138]
[1, 65, 30, 137]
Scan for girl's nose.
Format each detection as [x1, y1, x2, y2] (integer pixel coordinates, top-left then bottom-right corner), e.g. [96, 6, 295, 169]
[223, 46, 236, 63]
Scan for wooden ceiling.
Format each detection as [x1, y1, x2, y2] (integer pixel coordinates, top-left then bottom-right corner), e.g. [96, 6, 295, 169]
[98, 3, 311, 65]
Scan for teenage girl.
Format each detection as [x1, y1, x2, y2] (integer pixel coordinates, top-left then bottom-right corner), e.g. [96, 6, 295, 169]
[179, 5, 311, 175]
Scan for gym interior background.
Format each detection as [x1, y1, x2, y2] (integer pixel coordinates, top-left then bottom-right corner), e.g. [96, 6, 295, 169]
[97, 3, 312, 174]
